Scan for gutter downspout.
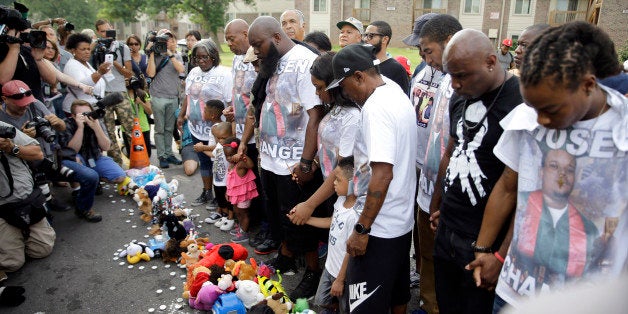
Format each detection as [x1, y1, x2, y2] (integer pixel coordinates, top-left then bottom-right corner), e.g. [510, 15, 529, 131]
[498, 0, 507, 43]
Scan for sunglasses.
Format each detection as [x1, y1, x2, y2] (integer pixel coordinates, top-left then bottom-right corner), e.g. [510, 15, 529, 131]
[5, 90, 33, 100]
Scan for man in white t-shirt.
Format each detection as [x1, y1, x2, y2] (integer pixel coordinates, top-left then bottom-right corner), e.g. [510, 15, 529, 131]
[247, 16, 326, 300]
[327, 43, 417, 314]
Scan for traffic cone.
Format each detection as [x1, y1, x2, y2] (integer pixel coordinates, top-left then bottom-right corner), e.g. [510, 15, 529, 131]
[129, 117, 150, 169]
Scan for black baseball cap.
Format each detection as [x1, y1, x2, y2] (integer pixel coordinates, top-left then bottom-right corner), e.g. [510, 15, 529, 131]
[402, 13, 439, 46]
[327, 44, 379, 90]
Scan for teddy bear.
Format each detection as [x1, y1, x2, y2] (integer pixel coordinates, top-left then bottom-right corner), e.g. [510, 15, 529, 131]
[232, 258, 258, 281]
[119, 241, 154, 264]
[180, 243, 203, 267]
[191, 273, 232, 310]
[266, 293, 291, 314]
[235, 279, 265, 309]
[133, 188, 153, 223]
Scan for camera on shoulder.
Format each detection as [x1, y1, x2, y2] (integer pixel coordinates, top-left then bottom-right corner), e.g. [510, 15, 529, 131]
[144, 30, 168, 56]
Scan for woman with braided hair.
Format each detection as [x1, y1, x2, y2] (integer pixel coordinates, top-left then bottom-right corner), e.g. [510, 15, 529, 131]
[466, 21, 627, 313]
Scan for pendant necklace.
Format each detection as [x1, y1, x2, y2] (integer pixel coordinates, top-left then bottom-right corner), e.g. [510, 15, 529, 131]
[462, 70, 507, 150]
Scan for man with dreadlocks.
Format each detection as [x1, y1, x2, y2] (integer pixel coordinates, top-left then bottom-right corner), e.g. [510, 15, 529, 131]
[467, 21, 628, 312]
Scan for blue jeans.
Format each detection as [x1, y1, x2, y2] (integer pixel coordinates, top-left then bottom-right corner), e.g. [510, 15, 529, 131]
[151, 96, 178, 159]
[61, 155, 126, 213]
[492, 294, 508, 314]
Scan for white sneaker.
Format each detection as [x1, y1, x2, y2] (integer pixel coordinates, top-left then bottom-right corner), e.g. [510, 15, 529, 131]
[220, 219, 235, 231]
[214, 217, 227, 227]
[205, 212, 223, 224]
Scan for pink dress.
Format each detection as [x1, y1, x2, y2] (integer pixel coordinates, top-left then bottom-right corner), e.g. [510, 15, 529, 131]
[226, 168, 259, 205]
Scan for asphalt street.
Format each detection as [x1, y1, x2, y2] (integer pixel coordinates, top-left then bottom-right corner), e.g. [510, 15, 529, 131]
[2, 152, 420, 313]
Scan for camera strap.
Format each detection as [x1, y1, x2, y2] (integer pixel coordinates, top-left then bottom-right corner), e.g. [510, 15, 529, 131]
[154, 56, 170, 78]
[0, 153, 14, 197]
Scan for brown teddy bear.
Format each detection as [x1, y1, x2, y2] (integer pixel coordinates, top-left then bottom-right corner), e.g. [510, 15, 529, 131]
[133, 188, 153, 223]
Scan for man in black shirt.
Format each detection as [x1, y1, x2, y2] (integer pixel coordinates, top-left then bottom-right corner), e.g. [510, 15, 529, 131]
[429, 29, 522, 314]
[362, 20, 410, 96]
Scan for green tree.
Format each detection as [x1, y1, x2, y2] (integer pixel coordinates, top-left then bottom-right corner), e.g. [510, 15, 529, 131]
[2, 0, 98, 32]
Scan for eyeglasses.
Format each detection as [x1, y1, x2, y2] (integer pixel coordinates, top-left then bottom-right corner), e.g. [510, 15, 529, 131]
[5, 90, 33, 100]
[363, 32, 385, 40]
[128, 42, 140, 46]
[193, 55, 211, 62]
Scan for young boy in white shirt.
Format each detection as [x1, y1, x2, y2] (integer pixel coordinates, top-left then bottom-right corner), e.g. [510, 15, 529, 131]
[290, 156, 357, 313]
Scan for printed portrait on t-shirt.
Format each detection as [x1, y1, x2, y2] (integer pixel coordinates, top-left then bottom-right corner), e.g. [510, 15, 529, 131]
[497, 126, 627, 301]
[231, 55, 256, 139]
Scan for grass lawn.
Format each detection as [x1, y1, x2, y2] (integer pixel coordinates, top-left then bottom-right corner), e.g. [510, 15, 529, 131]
[218, 43, 423, 71]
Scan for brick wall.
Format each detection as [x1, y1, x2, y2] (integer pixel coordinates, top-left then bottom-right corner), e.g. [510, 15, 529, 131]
[597, 0, 628, 51]
[533, 0, 550, 25]
[369, 0, 414, 47]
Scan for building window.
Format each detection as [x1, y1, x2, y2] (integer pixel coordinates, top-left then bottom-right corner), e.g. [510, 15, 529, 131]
[463, 0, 480, 14]
[260, 12, 270, 16]
[514, 0, 531, 14]
[424, 0, 443, 8]
[313, 0, 327, 12]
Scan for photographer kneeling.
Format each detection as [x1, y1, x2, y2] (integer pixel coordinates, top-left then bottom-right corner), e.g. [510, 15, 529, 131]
[0, 80, 72, 212]
[57, 99, 131, 223]
[0, 120, 56, 280]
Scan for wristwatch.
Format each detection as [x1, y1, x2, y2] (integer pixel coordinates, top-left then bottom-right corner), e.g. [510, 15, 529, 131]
[354, 223, 371, 235]
[471, 241, 493, 253]
[10, 144, 20, 157]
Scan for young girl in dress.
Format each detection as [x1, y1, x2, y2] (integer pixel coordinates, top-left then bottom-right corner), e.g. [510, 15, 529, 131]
[223, 137, 259, 243]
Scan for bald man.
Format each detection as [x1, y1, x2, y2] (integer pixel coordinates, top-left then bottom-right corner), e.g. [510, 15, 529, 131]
[281, 9, 306, 41]
[247, 16, 326, 300]
[223, 19, 264, 244]
[429, 29, 522, 314]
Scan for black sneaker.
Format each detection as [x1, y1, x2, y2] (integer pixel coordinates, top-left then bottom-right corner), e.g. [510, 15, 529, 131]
[191, 190, 211, 206]
[158, 157, 170, 169]
[249, 229, 268, 248]
[166, 155, 182, 165]
[75, 209, 102, 223]
[48, 197, 72, 212]
[266, 253, 297, 275]
[95, 183, 103, 195]
[255, 239, 279, 255]
[290, 269, 321, 299]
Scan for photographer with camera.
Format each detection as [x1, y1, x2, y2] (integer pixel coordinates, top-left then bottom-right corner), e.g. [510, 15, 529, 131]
[121, 76, 152, 157]
[0, 80, 73, 213]
[92, 20, 135, 164]
[146, 29, 184, 168]
[0, 119, 56, 283]
[0, 6, 56, 103]
[62, 33, 110, 114]
[57, 99, 133, 223]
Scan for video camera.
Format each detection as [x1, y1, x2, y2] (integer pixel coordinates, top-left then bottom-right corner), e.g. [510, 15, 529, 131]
[82, 92, 124, 120]
[93, 29, 118, 66]
[25, 116, 55, 143]
[144, 31, 169, 56]
[0, 125, 16, 139]
[0, 25, 47, 49]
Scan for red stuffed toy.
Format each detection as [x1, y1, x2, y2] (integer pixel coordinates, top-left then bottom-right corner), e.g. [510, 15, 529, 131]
[197, 243, 248, 269]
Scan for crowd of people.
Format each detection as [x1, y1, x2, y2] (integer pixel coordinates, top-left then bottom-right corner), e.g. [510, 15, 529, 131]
[0, 2, 626, 313]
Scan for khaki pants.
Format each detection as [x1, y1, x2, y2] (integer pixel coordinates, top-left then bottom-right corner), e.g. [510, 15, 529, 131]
[0, 217, 56, 273]
[419, 209, 439, 314]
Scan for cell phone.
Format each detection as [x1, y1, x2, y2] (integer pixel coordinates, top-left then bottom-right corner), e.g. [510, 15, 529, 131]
[104, 54, 114, 64]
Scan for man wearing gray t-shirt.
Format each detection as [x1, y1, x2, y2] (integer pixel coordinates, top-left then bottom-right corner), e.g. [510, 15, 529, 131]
[94, 20, 136, 164]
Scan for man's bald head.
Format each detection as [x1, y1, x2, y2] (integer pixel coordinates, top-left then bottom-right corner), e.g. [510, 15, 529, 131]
[249, 16, 283, 39]
[225, 19, 248, 33]
[444, 29, 494, 68]
[443, 29, 505, 99]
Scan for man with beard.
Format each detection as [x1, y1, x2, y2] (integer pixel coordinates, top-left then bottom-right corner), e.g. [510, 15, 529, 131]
[362, 21, 409, 95]
[247, 16, 325, 300]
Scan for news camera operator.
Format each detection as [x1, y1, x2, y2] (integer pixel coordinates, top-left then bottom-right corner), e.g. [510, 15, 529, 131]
[0, 5, 56, 102]
[145, 29, 184, 168]
[0, 119, 56, 282]
[0, 80, 73, 214]
[57, 97, 133, 223]
[92, 20, 135, 164]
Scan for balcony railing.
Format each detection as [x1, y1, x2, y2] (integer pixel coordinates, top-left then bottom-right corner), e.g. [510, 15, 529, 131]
[414, 8, 447, 18]
[353, 8, 370, 24]
[549, 10, 587, 26]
